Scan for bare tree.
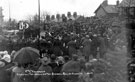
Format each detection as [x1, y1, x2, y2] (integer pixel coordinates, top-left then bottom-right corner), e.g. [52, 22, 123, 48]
[41, 11, 50, 22]
[4, 19, 18, 30]
[25, 15, 33, 23]
[33, 14, 39, 24]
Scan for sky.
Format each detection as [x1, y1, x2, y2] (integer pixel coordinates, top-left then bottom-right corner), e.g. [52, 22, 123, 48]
[0, 0, 122, 21]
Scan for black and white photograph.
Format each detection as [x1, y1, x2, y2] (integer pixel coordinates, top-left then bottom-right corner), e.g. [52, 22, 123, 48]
[0, 0, 134, 82]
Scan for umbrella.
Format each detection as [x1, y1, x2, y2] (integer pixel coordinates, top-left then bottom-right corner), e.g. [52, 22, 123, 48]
[14, 47, 40, 64]
[62, 60, 81, 73]
[61, 60, 81, 82]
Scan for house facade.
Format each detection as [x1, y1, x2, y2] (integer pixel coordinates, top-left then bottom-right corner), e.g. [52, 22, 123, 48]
[118, 0, 135, 19]
[94, 0, 135, 18]
[94, 0, 119, 17]
[95, 5, 107, 17]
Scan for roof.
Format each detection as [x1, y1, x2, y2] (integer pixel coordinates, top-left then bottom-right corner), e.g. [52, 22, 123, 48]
[94, 5, 102, 13]
[94, 4, 118, 14]
[104, 5, 118, 13]
[119, 0, 135, 7]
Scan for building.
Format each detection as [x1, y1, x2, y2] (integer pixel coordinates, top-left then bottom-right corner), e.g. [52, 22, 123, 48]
[119, 0, 135, 7]
[118, 0, 135, 18]
[0, 7, 4, 26]
[94, 0, 119, 17]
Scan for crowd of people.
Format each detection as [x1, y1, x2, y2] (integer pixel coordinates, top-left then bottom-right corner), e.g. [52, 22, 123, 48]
[0, 48, 109, 82]
[0, 15, 126, 82]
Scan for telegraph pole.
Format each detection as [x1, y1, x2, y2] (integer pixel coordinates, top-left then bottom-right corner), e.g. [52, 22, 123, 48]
[8, 0, 11, 26]
[38, 0, 40, 25]
[38, 0, 41, 57]
[8, 0, 11, 21]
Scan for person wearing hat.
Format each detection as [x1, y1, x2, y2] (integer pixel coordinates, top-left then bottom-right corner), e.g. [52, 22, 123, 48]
[48, 54, 58, 72]
[64, 56, 70, 63]
[11, 63, 25, 82]
[82, 35, 92, 62]
[1, 51, 11, 65]
[11, 50, 16, 62]
[35, 57, 52, 82]
[0, 51, 5, 60]
[98, 36, 107, 59]
[53, 56, 65, 82]
[91, 34, 100, 58]
[1, 53, 11, 63]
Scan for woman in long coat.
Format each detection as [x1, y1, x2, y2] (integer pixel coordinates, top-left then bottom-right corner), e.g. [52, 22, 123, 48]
[82, 36, 92, 62]
[67, 40, 77, 57]
[98, 36, 107, 59]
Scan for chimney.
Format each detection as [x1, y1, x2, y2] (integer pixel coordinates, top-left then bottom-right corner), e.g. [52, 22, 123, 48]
[116, 0, 119, 6]
[102, 0, 108, 6]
